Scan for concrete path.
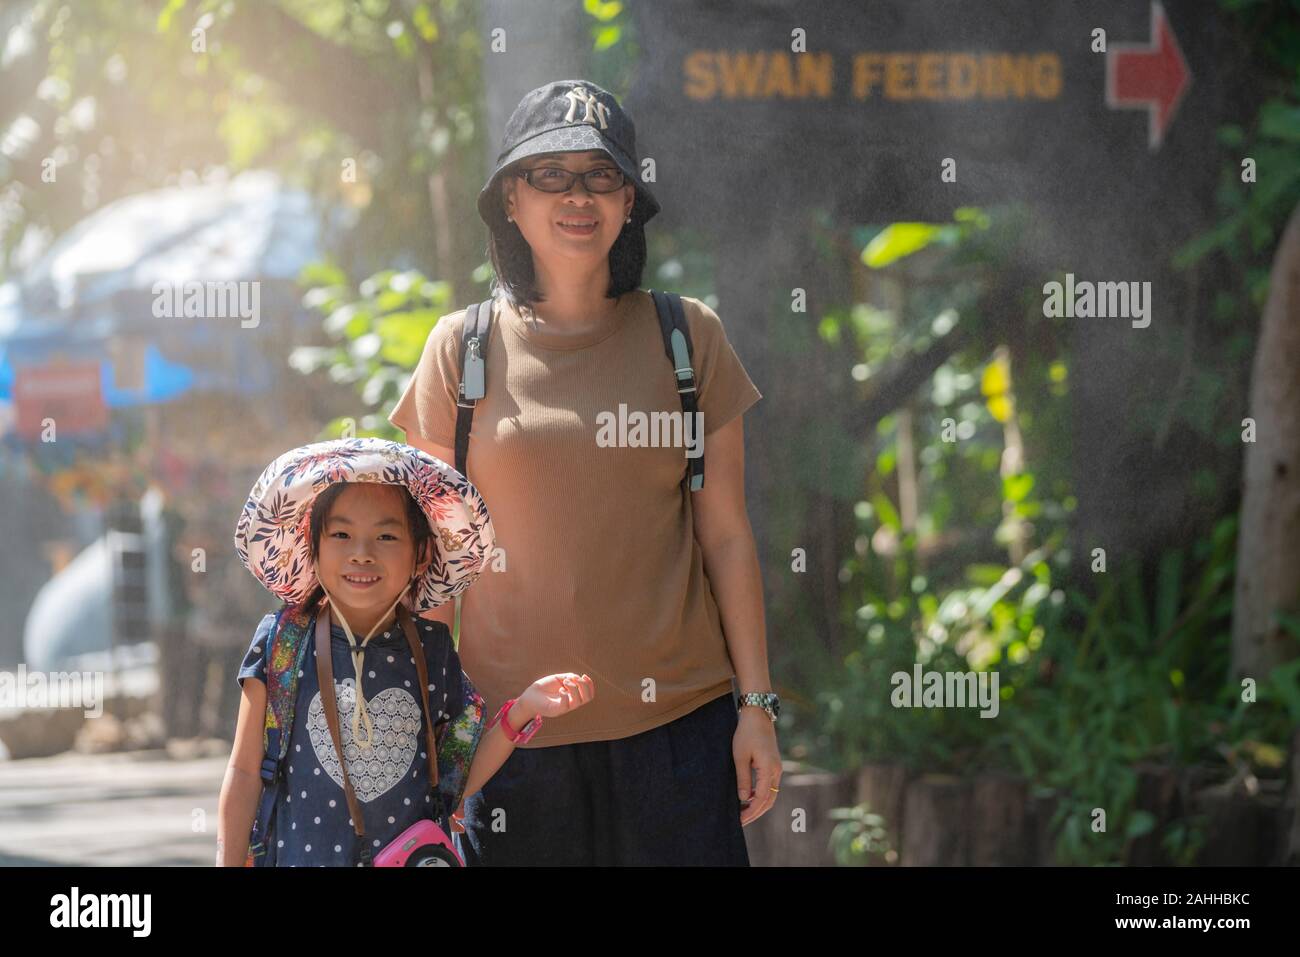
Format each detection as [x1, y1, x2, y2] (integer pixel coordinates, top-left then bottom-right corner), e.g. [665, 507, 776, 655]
[0, 749, 228, 866]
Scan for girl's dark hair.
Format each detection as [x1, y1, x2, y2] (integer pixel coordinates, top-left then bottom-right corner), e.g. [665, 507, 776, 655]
[300, 482, 433, 611]
[486, 160, 650, 312]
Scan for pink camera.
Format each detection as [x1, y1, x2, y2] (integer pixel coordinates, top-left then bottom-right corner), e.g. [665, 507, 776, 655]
[373, 818, 464, 867]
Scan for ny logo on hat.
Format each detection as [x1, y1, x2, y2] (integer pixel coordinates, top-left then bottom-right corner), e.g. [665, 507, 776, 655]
[563, 85, 609, 130]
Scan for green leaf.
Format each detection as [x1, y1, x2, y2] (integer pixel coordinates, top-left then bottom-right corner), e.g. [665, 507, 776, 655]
[1155, 550, 1183, 636]
[324, 303, 360, 336]
[1258, 100, 1300, 142]
[412, 3, 440, 42]
[157, 0, 187, 32]
[1003, 473, 1034, 504]
[1274, 610, 1300, 641]
[1173, 216, 1244, 269]
[376, 309, 440, 367]
[1216, 124, 1245, 147]
[299, 261, 348, 289]
[952, 207, 990, 229]
[871, 492, 901, 531]
[1126, 810, 1156, 839]
[862, 223, 943, 268]
[593, 24, 621, 50]
[966, 564, 1010, 586]
[584, 0, 624, 22]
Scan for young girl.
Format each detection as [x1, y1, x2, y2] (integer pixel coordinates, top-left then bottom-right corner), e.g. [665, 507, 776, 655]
[216, 437, 594, 866]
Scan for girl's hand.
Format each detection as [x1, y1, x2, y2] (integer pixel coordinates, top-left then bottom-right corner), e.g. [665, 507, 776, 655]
[522, 673, 595, 719]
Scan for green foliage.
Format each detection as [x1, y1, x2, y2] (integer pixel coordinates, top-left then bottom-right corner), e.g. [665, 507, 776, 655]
[1177, 0, 1300, 322]
[292, 263, 457, 439]
[1174, 97, 1300, 285]
[581, 0, 637, 96]
[828, 803, 892, 866]
[815, 155, 1297, 863]
[820, 505, 1295, 865]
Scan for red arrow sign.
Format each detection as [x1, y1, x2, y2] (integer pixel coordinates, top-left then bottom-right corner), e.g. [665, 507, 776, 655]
[1106, 1, 1191, 150]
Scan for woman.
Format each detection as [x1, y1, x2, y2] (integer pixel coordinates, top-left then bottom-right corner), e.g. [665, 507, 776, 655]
[388, 78, 781, 865]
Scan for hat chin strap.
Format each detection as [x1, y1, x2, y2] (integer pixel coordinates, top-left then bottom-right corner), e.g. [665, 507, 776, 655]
[316, 578, 411, 750]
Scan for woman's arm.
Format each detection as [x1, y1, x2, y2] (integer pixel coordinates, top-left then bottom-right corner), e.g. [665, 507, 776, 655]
[216, 678, 268, 865]
[689, 413, 782, 824]
[691, 414, 772, 697]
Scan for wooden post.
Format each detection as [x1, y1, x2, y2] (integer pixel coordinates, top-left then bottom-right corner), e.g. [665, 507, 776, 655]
[744, 765, 855, 867]
[970, 772, 1034, 866]
[901, 773, 971, 866]
[1031, 791, 1063, 865]
[855, 763, 911, 865]
[1285, 728, 1300, 866]
[1129, 761, 1183, 865]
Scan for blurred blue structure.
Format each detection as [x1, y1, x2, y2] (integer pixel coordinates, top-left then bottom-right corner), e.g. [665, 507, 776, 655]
[0, 169, 346, 416]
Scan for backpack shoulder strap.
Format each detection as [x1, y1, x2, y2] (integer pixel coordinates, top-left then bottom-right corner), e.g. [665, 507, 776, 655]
[246, 600, 316, 866]
[454, 299, 494, 478]
[261, 601, 315, 762]
[649, 290, 705, 492]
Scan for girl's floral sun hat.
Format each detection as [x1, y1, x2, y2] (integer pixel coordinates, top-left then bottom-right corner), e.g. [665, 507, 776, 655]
[233, 437, 496, 612]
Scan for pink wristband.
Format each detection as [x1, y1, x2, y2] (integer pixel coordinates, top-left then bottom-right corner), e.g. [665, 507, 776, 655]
[489, 698, 542, 744]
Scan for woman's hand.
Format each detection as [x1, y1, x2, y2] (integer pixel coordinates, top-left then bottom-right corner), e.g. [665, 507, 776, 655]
[734, 707, 782, 826]
[521, 673, 595, 719]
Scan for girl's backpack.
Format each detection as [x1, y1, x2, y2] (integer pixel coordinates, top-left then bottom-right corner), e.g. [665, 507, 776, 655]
[244, 600, 483, 866]
[454, 290, 704, 491]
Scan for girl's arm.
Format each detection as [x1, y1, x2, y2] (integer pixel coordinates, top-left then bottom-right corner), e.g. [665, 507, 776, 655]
[453, 675, 595, 816]
[216, 677, 269, 866]
[458, 695, 540, 804]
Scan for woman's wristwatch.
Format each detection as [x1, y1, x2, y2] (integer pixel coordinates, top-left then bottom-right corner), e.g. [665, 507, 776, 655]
[737, 691, 780, 722]
[487, 697, 542, 744]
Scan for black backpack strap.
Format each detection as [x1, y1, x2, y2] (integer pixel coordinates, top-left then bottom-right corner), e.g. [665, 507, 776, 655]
[650, 290, 705, 492]
[454, 299, 493, 477]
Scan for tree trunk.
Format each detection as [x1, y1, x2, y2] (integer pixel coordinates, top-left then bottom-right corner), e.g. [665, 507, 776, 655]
[1231, 202, 1300, 680]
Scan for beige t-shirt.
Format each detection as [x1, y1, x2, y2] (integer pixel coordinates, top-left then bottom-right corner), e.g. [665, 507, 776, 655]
[388, 289, 762, 746]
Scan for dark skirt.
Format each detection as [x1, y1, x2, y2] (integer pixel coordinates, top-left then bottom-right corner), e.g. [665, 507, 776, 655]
[455, 692, 751, 865]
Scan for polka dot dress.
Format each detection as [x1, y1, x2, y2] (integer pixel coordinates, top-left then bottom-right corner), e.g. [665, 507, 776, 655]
[237, 613, 467, 866]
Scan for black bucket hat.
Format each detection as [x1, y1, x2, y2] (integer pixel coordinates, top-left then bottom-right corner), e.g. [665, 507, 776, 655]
[477, 79, 660, 232]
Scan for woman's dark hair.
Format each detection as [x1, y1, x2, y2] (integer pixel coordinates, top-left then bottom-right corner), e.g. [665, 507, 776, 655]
[300, 482, 433, 611]
[486, 160, 649, 311]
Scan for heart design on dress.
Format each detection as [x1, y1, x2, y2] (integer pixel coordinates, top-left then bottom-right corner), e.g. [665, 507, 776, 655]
[307, 677, 421, 803]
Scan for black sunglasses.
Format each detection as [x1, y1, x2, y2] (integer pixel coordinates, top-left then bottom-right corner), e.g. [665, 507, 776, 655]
[515, 165, 627, 194]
